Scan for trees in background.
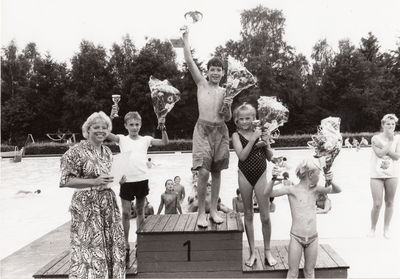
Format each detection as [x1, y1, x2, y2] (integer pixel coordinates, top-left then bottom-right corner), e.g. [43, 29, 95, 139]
[2, 5, 400, 145]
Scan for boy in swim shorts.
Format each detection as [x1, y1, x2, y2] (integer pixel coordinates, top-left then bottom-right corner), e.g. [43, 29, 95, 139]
[183, 25, 233, 228]
[264, 157, 341, 278]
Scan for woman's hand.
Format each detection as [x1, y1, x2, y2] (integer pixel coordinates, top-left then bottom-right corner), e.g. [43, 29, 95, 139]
[388, 131, 395, 142]
[93, 174, 114, 189]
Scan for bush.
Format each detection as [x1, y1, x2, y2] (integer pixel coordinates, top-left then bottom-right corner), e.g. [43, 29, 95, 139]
[1, 132, 377, 156]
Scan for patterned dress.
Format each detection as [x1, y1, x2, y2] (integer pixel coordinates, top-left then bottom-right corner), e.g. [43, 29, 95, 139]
[60, 140, 126, 279]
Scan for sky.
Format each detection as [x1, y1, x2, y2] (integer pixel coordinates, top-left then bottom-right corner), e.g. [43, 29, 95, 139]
[1, 0, 400, 66]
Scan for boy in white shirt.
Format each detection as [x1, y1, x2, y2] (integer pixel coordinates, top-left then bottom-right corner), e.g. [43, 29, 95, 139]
[108, 111, 168, 260]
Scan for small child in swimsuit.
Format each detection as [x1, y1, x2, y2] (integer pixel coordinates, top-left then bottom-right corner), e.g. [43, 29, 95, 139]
[264, 157, 341, 278]
[157, 179, 182, 214]
[232, 102, 277, 267]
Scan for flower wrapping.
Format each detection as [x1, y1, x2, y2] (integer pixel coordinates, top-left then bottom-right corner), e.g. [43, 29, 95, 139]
[148, 76, 181, 129]
[219, 56, 257, 115]
[307, 116, 343, 186]
[255, 96, 289, 145]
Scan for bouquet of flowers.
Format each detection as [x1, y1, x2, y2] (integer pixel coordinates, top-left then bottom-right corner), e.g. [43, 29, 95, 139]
[307, 117, 342, 186]
[219, 56, 257, 116]
[148, 76, 181, 129]
[254, 96, 289, 146]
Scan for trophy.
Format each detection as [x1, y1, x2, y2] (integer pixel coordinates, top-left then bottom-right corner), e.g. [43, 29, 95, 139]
[111, 94, 121, 118]
[271, 156, 287, 180]
[170, 11, 203, 48]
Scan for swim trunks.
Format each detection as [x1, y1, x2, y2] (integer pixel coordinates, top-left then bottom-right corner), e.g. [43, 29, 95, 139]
[120, 180, 149, 201]
[290, 232, 318, 249]
[192, 119, 229, 172]
[237, 133, 267, 186]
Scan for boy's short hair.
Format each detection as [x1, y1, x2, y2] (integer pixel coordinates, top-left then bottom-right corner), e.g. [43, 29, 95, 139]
[295, 157, 322, 179]
[124, 111, 141, 123]
[282, 172, 289, 178]
[207, 57, 224, 70]
[236, 188, 241, 195]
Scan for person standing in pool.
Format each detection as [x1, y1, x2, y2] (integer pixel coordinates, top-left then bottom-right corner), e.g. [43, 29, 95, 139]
[157, 179, 182, 214]
[60, 111, 125, 278]
[232, 103, 277, 267]
[183, 25, 233, 228]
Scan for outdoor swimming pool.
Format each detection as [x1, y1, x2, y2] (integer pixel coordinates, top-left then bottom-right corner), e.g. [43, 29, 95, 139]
[1, 147, 399, 278]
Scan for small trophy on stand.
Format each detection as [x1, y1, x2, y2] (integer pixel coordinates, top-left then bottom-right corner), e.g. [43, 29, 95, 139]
[111, 94, 121, 119]
[170, 11, 203, 48]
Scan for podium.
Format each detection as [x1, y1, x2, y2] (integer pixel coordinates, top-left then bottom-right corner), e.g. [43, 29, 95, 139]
[136, 213, 244, 277]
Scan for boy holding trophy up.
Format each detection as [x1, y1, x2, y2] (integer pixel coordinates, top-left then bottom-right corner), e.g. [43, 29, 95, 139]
[182, 24, 233, 228]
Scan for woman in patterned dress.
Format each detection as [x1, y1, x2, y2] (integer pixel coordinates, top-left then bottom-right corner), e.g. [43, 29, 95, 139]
[60, 111, 126, 278]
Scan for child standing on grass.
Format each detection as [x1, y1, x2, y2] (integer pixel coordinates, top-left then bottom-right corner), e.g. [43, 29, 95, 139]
[157, 179, 182, 214]
[183, 25, 233, 227]
[231, 103, 277, 267]
[264, 157, 342, 278]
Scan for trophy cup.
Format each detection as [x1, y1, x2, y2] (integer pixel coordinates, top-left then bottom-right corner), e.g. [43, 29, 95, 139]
[170, 11, 203, 48]
[111, 94, 121, 118]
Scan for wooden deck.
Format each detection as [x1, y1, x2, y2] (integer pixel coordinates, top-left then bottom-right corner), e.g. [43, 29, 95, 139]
[33, 242, 348, 278]
[33, 213, 348, 278]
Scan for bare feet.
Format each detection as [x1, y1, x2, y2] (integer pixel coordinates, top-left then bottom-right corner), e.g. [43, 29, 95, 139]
[245, 254, 257, 267]
[210, 211, 224, 224]
[265, 249, 277, 266]
[384, 230, 392, 239]
[367, 229, 375, 238]
[197, 213, 208, 228]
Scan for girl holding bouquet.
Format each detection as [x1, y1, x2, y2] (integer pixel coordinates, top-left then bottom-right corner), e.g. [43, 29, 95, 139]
[232, 103, 277, 267]
[369, 114, 400, 239]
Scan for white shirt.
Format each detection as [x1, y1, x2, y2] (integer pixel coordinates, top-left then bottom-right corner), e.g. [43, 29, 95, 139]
[370, 134, 400, 178]
[117, 135, 153, 182]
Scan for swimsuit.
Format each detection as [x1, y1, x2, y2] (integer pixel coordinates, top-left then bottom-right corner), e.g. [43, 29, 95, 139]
[192, 119, 230, 172]
[290, 232, 318, 249]
[237, 133, 267, 186]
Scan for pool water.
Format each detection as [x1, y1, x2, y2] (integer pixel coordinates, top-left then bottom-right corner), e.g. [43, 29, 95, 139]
[1, 148, 399, 269]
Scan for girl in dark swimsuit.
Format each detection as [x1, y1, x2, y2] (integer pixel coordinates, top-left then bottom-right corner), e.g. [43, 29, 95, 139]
[232, 103, 277, 267]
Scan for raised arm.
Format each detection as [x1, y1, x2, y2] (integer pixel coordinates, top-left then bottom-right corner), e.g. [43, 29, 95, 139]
[151, 125, 169, 147]
[318, 171, 342, 194]
[316, 198, 332, 214]
[106, 132, 120, 143]
[182, 27, 205, 85]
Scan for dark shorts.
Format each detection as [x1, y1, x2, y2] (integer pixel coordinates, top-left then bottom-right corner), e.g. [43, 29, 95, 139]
[119, 180, 149, 201]
[192, 119, 230, 172]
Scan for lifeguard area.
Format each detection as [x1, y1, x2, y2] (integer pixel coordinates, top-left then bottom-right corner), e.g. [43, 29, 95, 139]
[1, 147, 399, 278]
